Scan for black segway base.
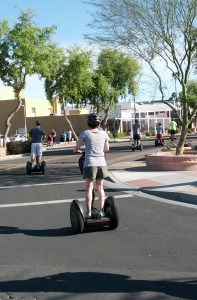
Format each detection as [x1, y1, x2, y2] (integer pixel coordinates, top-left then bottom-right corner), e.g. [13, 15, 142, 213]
[131, 144, 143, 151]
[26, 161, 46, 175]
[155, 139, 164, 147]
[70, 196, 119, 234]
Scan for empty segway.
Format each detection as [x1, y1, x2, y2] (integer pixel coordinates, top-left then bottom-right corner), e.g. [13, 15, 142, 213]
[26, 161, 46, 175]
[70, 152, 119, 234]
[131, 143, 143, 151]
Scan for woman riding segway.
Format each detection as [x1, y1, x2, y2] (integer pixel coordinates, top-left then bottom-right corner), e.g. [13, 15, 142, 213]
[71, 113, 120, 234]
[73, 113, 110, 219]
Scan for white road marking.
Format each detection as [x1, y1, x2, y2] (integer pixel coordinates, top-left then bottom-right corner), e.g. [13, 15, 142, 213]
[0, 194, 133, 208]
[0, 181, 85, 189]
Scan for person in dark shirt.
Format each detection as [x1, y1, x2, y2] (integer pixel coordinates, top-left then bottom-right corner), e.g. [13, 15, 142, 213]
[132, 119, 141, 147]
[29, 120, 46, 168]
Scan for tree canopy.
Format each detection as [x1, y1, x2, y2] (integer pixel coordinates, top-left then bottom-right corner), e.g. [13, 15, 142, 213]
[45, 46, 140, 130]
[86, 0, 197, 154]
[0, 9, 64, 144]
[86, 48, 140, 128]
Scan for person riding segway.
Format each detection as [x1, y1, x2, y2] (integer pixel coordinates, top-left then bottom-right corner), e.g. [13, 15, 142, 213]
[70, 113, 119, 234]
[155, 122, 164, 147]
[26, 120, 46, 174]
[169, 118, 177, 141]
[131, 119, 143, 151]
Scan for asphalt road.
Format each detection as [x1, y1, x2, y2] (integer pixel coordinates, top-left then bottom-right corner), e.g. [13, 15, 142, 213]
[0, 140, 196, 300]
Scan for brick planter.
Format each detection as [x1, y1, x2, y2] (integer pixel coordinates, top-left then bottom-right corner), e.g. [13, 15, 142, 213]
[145, 150, 197, 171]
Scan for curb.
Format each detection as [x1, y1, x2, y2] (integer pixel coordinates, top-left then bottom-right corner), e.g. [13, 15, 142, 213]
[106, 170, 197, 206]
[139, 189, 197, 206]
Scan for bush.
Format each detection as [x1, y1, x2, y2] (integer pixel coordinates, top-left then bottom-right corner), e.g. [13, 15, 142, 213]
[145, 130, 155, 136]
[7, 141, 31, 155]
[187, 128, 193, 133]
[108, 132, 127, 139]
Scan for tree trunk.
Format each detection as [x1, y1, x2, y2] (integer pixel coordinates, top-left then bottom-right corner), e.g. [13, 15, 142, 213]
[3, 95, 22, 147]
[176, 127, 187, 155]
[63, 109, 78, 141]
[102, 107, 110, 130]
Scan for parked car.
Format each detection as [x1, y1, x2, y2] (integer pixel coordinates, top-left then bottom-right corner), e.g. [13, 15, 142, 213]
[9, 134, 26, 142]
[0, 135, 10, 145]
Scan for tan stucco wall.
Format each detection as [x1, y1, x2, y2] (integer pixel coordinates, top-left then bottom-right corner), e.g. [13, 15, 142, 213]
[0, 99, 25, 135]
[26, 115, 89, 140]
[0, 101, 88, 138]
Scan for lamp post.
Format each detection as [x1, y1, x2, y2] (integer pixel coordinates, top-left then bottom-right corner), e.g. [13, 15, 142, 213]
[3, 73, 13, 84]
[22, 104, 27, 140]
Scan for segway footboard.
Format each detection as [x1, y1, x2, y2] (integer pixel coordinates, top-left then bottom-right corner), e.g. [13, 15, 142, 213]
[85, 207, 110, 227]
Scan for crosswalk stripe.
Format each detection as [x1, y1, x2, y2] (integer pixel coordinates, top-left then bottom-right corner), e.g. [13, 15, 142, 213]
[0, 180, 85, 189]
[0, 194, 133, 208]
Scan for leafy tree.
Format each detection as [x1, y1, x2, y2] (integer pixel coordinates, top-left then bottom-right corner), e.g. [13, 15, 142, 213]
[86, 48, 140, 129]
[0, 9, 64, 146]
[86, 0, 197, 154]
[179, 80, 197, 126]
[44, 46, 94, 141]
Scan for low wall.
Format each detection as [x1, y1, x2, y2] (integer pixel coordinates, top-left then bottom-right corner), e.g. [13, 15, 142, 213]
[0, 147, 6, 157]
[145, 150, 197, 171]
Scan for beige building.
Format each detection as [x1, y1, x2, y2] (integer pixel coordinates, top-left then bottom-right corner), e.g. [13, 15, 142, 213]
[0, 86, 15, 100]
[0, 87, 89, 139]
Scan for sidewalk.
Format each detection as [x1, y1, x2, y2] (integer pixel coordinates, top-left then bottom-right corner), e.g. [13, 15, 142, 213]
[107, 160, 197, 206]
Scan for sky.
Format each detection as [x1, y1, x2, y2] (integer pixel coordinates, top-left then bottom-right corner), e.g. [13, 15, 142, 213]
[0, 0, 178, 102]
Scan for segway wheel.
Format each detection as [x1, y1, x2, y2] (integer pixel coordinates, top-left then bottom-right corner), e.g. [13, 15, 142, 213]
[70, 200, 84, 234]
[104, 196, 119, 230]
[26, 161, 32, 175]
[155, 140, 158, 147]
[41, 161, 46, 174]
[131, 145, 135, 152]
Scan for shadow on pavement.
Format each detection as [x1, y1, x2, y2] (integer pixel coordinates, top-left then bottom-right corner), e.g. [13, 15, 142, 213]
[0, 164, 82, 187]
[0, 226, 72, 237]
[0, 225, 114, 237]
[0, 271, 196, 299]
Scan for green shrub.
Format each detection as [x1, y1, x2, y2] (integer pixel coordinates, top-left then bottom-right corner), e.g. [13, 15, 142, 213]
[176, 127, 181, 133]
[187, 128, 192, 133]
[7, 141, 31, 155]
[145, 130, 155, 136]
[108, 132, 127, 139]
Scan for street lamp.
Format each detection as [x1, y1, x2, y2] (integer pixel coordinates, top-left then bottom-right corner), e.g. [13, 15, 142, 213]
[3, 73, 13, 85]
[22, 104, 27, 140]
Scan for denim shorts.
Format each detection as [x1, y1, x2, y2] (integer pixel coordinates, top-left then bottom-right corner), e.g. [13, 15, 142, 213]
[83, 166, 108, 180]
[31, 143, 42, 157]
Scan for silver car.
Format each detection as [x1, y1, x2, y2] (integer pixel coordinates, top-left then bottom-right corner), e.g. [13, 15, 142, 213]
[9, 134, 26, 142]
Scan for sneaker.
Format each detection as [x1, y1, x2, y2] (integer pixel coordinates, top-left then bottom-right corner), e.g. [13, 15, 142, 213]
[100, 210, 105, 218]
[85, 212, 92, 219]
